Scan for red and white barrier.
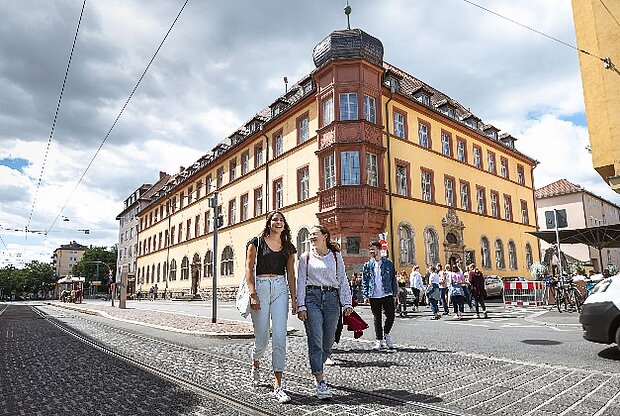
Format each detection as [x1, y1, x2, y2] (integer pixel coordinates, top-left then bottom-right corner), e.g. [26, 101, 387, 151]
[503, 280, 545, 307]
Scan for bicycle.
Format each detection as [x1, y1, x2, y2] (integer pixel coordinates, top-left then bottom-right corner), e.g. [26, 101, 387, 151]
[552, 277, 582, 313]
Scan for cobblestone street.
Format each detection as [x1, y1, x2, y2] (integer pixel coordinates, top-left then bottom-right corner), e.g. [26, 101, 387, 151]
[2, 302, 620, 415]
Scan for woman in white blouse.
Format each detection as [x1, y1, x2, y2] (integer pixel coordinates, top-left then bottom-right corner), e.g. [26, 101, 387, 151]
[297, 225, 353, 400]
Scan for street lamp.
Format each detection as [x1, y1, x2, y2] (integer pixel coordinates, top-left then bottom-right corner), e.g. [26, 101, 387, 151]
[208, 190, 220, 323]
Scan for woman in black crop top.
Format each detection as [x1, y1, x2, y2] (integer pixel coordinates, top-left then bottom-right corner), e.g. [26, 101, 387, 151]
[244, 211, 297, 403]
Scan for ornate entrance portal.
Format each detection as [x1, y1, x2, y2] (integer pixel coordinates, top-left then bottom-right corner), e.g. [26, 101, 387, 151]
[442, 209, 466, 268]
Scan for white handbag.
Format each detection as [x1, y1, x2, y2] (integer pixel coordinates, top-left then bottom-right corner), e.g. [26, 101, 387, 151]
[236, 236, 260, 318]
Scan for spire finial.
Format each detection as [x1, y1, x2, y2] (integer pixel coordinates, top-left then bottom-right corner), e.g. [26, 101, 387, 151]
[344, 1, 351, 30]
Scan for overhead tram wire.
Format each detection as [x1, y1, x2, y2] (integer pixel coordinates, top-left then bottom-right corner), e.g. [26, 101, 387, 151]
[460, 0, 609, 64]
[25, 0, 87, 241]
[44, 0, 191, 239]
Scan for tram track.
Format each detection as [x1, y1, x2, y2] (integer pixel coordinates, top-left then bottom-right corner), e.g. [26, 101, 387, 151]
[36, 303, 474, 416]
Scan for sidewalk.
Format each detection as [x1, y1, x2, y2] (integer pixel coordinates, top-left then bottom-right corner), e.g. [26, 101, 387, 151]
[525, 305, 582, 327]
[48, 300, 256, 337]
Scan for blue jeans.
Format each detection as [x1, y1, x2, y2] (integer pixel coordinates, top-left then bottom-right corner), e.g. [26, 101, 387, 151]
[250, 276, 289, 372]
[304, 287, 340, 375]
[440, 287, 449, 313]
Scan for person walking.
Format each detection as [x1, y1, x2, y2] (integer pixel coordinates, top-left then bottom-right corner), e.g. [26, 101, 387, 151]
[153, 284, 158, 301]
[469, 264, 487, 318]
[397, 271, 409, 317]
[427, 266, 441, 320]
[245, 211, 297, 403]
[438, 264, 451, 315]
[409, 265, 424, 312]
[449, 265, 465, 320]
[361, 241, 398, 350]
[456, 259, 473, 312]
[297, 225, 352, 399]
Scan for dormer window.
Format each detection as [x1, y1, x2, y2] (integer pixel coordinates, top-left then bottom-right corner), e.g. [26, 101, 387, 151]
[270, 99, 288, 118]
[499, 133, 517, 149]
[483, 125, 500, 141]
[437, 102, 456, 119]
[462, 115, 480, 130]
[228, 131, 245, 146]
[302, 80, 313, 95]
[415, 93, 431, 106]
[246, 118, 263, 134]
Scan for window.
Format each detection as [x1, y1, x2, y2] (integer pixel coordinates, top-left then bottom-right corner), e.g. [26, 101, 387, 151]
[416, 93, 431, 106]
[346, 237, 360, 254]
[186, 218, 191, 240]
[508, 241, 517, 270]
[229, 158, 237, 182]
[216, 167, 224, 189]
[179, 192, 185, 209]
[490, 191, 499, 218]
[221, 246, 234, 276]
[503, 194, 513, 221]
[181, 256, 190, 280]
[481, 237, 491, 268]
[520, 200, 529, 225]
[241, 151, 250, 175]
[298, 167, 309, 202]
[297, 228, 310, 258]
[163, 261, 167, 282]
[393, 110, 406, 139]
[418, 120, 430, 148]
[460, 181, 470, 211]
[241, 193, 249, 221]
[424, 227, 440, 266]
[473, 145, 482, 168]
[228, 199, 236, 225]
[476, 186, 486, 215]
[169, 259, 177, 281]
[399, 223, 414, 265]
[495, 239, 505, 269]
[177, 223, 182, 243]
[254, 144, 263, 167]
[205, 211, 211, 234]
[487, 151, 496, 174]
[273, 131, 284, 158]
[445, 176, 455, 207]
[341, 151, 360, 185]
[500, 157, 509, 179]
[366, 152, 378, 187]
[170, 225, 175, 245]
[364, 94, 376, 123]
[204, 250, 213, 278]
[206, 175, 213, 194]
[298, 114, 310, 144]
[324, 152, 336, 189]
[195, 215, 200, 237]
[273, 178, 283, 209]
[254, 187, 263, 217]
[525, 243, 533, 270]
[187, 186, 193, 204]
[339, 92, 358, 120]
[396, 164, 409, 196]
[517, 164, 525, 185]
[196, 180, 202, 199]
[441, 131, 452, 157]
[456, 138, 467, 163]
[421, 169, 434, 202]
[320, 97, 334, 128]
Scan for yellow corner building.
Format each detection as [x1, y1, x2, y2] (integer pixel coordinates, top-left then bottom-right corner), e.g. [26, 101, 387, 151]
[134, 28, 540, 298]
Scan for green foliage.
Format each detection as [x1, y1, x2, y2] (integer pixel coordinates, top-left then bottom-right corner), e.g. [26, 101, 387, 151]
[73, 246, 117, 290]
[0, 261, 54, 298]
[529, 262, 547, 278]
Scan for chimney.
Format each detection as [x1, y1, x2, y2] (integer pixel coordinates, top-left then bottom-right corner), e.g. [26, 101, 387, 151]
[159, 171, 167, 179]
[179, 166, 185, 173]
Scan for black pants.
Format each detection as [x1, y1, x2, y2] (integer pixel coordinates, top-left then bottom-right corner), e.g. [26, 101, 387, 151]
[334, 307, 343, 344]
[369, 296, 395, 340]
[412, 288, 420, 307]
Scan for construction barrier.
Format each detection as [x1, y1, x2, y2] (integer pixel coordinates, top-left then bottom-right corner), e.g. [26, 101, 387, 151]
[503, 280, 545, 306]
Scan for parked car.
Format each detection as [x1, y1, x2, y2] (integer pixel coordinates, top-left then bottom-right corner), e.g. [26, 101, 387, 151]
[484, 275, 504, 298]
[580, 276, 620, 351]
[504, 276, 527, 281]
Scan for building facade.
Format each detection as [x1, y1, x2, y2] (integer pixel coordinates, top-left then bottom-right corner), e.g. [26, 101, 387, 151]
[134, 28, 540, 298]
[572, 0, 620, 193]
[535, 179, 620, 272]
[52, 241, 88, 278]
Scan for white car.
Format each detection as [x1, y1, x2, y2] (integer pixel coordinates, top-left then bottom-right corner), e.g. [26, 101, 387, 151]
[579, 276, 620, 351]
[484, 275, 504, 298]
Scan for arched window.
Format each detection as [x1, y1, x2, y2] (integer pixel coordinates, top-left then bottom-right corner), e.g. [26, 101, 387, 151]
[204, 250, 213, 278]
[170, 259, 177, 281]
[525, 243, 533, 270]
[163, 261, 168, 282]
[181, 256, 190, 280]
[297, 228, 310, 258]
[221, 246, 234, 276]
[146, 265, 150, 284]
[192, 253, 201, 279]
[151, 264, 156, 283]
[424, 227, 439, 267]
[157, 263, 161, 282]
[495, 239, 505, 269]
[481, 236, 491, 268]
[508, 240, 517, 270]
[398, 223, 414, 265]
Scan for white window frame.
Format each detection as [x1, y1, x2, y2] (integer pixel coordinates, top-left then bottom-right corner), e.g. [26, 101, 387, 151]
[323, 97, 334, 126]
[324, 152, 336, 189]
[299, 167, 309, 201]
[364, 94, 376, 123]
[445, 177, 454, 207]
[274, 133, 283, 157]
[394, 112, 405, 138]
[418, 123, 429, 148]
[421, 171, 433, 202]
[366, 152, 378, 187]
[341, 150, 360, 185]
[396, 165, 408, 196]
[339, 92, 358, 121]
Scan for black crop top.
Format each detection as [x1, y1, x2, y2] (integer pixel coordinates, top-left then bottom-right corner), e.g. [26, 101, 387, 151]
[248, 236, 289, 275]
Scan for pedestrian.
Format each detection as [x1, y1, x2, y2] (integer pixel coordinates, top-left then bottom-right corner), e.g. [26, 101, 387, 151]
[469, 264, 487, 318]
[148, 286, 154, 301]
[438, 263, 451, 315]
[409, 265, 424, 311]
[449, 266, 465, 320]
[153, 284, 158, 301]
[297, 225, 352, 399]
[427, 265, 442, 319]
[456, 259, 473, 312]
[361, 241, 398, 350]
[397, 271, 409, 317]
[245, 211, 297, 403]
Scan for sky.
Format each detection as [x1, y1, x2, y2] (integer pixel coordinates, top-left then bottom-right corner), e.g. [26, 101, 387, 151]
[1, 0, 618, 266]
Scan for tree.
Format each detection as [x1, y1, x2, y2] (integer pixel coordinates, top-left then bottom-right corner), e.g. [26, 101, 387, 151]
[73, 246, 117, 291]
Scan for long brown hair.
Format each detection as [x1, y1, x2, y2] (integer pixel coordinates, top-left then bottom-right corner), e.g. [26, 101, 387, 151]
[261, 211, 296, 256]
[313, 225, 340, 253]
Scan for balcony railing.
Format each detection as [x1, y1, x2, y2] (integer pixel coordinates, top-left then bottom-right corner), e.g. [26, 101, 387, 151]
[319, 185, 385, 210]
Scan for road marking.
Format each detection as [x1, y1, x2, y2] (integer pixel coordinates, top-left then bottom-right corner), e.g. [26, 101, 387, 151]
[445, 322, 490, 328]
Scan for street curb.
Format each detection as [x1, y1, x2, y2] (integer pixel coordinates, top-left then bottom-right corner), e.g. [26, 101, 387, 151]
[524, 309, 582, 327]
[46, 302, 297, 338]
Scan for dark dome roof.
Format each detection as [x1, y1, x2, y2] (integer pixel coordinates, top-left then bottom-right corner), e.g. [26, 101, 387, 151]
[312, 29, 384, 68]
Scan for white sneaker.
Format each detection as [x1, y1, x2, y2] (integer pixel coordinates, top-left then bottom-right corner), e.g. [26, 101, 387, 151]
[372, 340, 382, 350]
[273, 386, 291, 403]
[250, 367, 260, 386]
[315, 380, 332, 399]
[324, 356, 335, 365]
[384, 333, 394, 349]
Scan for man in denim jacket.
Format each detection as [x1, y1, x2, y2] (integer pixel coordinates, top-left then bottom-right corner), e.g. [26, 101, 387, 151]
[362, 241, 398, 350]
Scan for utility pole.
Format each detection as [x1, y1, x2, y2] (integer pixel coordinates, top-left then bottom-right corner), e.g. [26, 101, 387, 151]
[210, 190, 219, 323]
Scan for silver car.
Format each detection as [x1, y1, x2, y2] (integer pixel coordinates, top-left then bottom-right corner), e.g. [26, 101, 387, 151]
[484, 275, 504, 298]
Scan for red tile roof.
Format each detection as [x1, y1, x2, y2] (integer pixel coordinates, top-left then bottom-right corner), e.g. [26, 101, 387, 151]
[535, 179, 583, 199]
